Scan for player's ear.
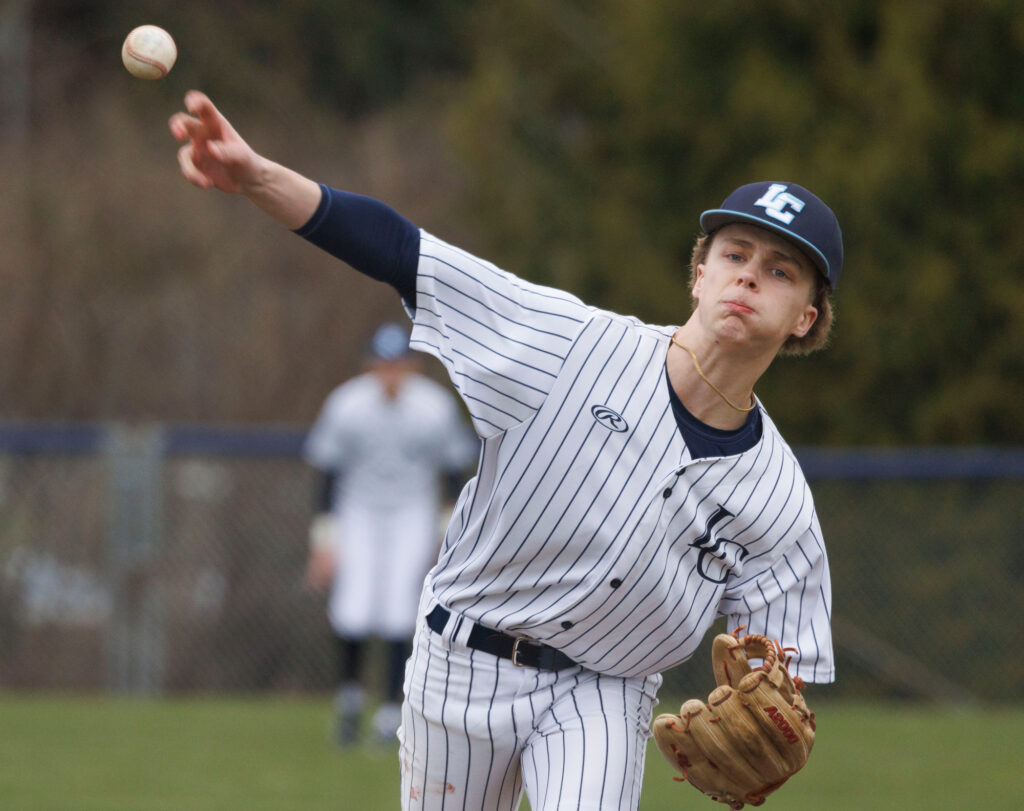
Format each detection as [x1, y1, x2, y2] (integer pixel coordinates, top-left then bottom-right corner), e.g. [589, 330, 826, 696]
[692, 265, 705, 299]
[790, 304, 818, 339]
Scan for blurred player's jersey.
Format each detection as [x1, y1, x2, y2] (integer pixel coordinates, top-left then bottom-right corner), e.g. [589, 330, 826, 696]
[304, 373, 477, 510]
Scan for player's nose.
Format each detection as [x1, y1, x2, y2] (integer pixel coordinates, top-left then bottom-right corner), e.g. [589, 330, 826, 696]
[734, 267, 758, 289]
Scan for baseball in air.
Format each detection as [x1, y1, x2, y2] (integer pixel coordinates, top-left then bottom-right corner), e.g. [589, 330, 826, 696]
[121, 25, 177, 80]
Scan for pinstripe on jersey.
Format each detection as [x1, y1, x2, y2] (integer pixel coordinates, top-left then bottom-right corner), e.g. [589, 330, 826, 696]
[408, 232, 833, 684]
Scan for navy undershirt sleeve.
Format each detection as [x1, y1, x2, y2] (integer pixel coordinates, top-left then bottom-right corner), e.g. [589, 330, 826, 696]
[443, 470, 467, 502]
[293, 184, 420, 308]
[315, 469, 339, 513]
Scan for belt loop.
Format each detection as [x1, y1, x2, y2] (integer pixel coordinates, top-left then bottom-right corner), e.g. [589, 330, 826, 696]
[452, 615, 473, 648]
[442, 612, 460, 645]
[427, 604, 475, 648]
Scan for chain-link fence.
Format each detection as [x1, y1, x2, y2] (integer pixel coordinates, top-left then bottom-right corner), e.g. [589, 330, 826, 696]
[1, 423, 1021, 703]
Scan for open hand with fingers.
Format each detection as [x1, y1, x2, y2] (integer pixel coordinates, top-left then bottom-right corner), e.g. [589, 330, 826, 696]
[168, 90, 262, 193]
[167, 91, 321, 228]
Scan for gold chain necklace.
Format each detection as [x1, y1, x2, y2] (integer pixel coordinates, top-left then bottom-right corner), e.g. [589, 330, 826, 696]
[670, 336, 756, 413]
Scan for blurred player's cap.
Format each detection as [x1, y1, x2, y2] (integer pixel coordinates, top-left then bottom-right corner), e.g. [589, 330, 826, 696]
[366, 322, 411, 361]
[700, 181, 844, 290]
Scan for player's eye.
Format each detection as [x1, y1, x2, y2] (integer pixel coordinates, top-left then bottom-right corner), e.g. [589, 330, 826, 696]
[726, 252, 743, 262]
[771, 267, 791, 280]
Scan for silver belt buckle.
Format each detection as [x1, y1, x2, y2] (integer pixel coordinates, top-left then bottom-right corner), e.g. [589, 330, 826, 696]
[511, 636, 534, 667]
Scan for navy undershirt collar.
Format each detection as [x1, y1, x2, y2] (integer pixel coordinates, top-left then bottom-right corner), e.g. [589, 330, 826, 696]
[664, 367, 762, 460]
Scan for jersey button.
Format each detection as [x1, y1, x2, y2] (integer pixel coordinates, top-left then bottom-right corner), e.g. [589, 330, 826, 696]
[662, 488, 673, 498]
[561, 620, 574, 630]
[609, 578, 622, 588]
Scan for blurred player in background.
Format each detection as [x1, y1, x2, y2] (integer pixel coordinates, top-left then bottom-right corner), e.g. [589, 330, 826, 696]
[303, 321, 478, 745]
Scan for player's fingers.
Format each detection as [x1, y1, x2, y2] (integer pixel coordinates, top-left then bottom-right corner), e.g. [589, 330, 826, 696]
[184, 90, 237, 137]
[176, 143, 212, 189]
[168, 111, 199, 142]
[205, 137, 251, 169]
[184, 89, 216, 118]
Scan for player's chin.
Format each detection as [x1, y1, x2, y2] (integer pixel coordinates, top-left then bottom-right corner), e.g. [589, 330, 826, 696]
[716, 320, 785, 355]
[713, 315, 759, 343]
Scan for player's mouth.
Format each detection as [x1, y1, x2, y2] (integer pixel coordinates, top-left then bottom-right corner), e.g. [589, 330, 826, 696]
[724, 300, 754, 314]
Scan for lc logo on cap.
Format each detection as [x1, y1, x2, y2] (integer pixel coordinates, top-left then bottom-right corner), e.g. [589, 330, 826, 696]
[754, 184, 805, 225]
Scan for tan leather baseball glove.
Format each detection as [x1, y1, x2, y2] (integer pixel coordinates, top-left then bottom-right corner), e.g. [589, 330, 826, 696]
[652, 629, 816, 809]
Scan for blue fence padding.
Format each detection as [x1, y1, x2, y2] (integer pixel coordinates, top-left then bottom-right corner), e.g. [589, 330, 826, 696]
[163, 424, 307, 457]
[0, 422, 106, 454]
[1, 422, 1023, 477]
[794, 446, 1024, 480]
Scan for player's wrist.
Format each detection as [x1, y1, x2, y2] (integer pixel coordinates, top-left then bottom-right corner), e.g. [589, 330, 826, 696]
[244, 159, 322, 230]
[238, 154, 278, 198]
[308, 512, 337, 551]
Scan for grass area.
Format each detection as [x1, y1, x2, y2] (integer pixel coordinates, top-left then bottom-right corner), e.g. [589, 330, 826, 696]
[0, 694, 1019, 810]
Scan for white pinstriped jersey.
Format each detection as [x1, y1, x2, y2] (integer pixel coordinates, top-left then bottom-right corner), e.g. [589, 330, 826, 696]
[407, 231, 834, 683]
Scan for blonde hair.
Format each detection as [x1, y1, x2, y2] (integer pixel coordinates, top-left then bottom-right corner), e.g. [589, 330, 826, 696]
[688, 232, 834, 355]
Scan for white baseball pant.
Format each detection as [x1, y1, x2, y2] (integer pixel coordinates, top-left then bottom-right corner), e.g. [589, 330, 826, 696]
[398, 597, 661, 810]
[328, 500, 437, 639]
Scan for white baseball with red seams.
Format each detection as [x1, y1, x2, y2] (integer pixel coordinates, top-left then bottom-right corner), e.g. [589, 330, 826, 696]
[121, 25, 177, 80]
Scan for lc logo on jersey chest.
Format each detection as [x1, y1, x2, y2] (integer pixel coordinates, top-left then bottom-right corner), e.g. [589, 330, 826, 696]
[690, 504, 749, 583]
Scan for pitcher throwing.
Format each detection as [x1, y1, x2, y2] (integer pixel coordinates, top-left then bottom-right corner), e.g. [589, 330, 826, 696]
[170, 90, 841, 810]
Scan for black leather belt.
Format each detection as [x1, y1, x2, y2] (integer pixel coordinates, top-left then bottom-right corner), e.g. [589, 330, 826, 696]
[426, 605, 579, 672]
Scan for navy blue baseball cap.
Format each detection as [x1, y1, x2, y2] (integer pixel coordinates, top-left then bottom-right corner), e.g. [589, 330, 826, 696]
[700, 181, 844, 290]
[366, 322, 411, 361]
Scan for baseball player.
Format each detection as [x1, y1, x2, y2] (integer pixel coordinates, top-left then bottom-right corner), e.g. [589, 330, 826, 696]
[171, 91, 839, 810]
[303, 321, 477, 745]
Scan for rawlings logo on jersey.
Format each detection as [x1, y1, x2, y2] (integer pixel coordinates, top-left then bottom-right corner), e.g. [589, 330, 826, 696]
[689, 504, 750, 584]
[591, 405, 629, 433]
